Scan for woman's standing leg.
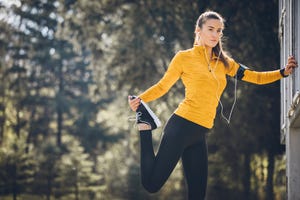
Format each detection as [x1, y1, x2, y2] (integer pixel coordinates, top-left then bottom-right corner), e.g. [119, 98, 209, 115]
[181, 135, 208, 200]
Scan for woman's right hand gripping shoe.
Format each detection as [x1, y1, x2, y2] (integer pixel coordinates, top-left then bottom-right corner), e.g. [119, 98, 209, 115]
[128, 95, 161, 130]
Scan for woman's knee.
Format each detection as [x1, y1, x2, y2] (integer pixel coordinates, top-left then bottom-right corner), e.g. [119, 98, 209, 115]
[141, 180, 161, 193]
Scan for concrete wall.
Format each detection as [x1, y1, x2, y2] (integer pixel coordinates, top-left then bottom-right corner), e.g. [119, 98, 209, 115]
[279, 0, 300, 199]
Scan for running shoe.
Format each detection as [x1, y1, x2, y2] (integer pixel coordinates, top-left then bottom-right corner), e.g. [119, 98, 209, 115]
[130, 95, 161, 130]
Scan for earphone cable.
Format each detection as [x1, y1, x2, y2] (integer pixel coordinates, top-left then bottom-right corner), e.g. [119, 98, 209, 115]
[204, 48, 238, 124]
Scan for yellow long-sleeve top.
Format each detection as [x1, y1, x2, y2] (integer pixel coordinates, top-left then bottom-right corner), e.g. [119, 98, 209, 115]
[139, 45, 283, 129]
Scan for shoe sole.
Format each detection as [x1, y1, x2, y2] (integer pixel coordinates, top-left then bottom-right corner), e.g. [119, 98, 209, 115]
[140, 100, 162, 128]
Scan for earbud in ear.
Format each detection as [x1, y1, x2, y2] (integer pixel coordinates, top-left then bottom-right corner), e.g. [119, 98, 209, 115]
[196, 33, 203, 45]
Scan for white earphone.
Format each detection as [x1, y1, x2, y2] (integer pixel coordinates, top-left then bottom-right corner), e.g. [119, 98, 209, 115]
[203, 47, 238, 124]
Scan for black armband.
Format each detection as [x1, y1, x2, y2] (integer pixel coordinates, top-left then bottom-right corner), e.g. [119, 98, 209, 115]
[280, 68, 289, 78]
[234, 64, 249, 80]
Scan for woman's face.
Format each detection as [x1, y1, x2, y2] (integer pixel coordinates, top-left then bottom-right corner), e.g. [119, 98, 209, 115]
[196, 19, 223, 48]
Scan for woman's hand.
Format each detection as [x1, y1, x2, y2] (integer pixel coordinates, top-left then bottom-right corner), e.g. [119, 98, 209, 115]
[284, 56, 298, 76]
[128, 95, 141, 112]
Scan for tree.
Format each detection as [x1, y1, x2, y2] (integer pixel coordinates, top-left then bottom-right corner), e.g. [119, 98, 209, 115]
[55, 135, 102, 200]
[33, 141, 61, 200]
[0, 20, 12, 143]
[0, 134, 36, 200]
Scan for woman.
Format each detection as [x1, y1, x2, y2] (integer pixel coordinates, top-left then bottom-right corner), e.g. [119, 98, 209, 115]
[128, 11, 297, 200]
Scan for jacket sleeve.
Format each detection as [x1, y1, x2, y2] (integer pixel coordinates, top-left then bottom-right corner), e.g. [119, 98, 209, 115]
[139, 52, 183, 102]
[225, 57, 283, 85]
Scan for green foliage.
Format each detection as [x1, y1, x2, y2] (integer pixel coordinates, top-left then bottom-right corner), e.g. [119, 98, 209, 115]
[32, 139, 61, 199]
[0, 133, 37, 199]
[54, 135, 103, 200]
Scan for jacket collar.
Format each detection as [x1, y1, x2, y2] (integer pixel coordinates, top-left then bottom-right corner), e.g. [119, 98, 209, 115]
[193, 45, 218, 60]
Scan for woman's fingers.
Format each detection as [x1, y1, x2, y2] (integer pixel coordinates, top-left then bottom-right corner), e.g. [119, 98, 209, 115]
[287, 56, 298, 67]
[128, 96, 141, 112]
[285, 56, 298, 74]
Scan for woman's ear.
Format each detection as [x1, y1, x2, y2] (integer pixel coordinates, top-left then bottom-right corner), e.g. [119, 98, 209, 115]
[194, 27, 203, 45]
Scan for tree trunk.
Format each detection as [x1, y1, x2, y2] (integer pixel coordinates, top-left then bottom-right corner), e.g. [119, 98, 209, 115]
[16, 106, 21, 138]
[75, 173, 79, 200]
[26, 108, 36, 153]
[0, 96, 5, 143]
[243, 152, 251, 200]
[47, 174, 52, 200]
[56, 67, 64, 147]
[12, 164, 17, 200]
[266, 151, 274, 200]
[56, 105, 62, 146]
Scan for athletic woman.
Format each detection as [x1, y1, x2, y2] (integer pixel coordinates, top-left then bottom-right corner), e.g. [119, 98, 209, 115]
[128, 11, 297, 200]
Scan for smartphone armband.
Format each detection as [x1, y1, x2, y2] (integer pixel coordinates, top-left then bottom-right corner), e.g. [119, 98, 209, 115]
[235, 63, 250, 80]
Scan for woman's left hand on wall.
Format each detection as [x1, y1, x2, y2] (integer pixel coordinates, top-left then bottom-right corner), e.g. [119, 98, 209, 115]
[284, 56, 298, 76]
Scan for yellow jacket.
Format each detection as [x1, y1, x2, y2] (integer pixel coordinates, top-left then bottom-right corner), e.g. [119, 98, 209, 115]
[139, 45, 283, 128]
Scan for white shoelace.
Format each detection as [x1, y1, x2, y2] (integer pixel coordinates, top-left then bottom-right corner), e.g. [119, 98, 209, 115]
[128, 112, 151, 127]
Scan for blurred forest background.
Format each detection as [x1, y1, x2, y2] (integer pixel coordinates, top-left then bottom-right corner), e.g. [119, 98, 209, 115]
[0, 0, 286, 200]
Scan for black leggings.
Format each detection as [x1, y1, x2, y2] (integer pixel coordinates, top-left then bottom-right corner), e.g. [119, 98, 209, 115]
[139, 114, 209, 200]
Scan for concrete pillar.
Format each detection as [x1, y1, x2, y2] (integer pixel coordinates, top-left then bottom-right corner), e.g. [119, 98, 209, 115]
[287, 128, 300, 200]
